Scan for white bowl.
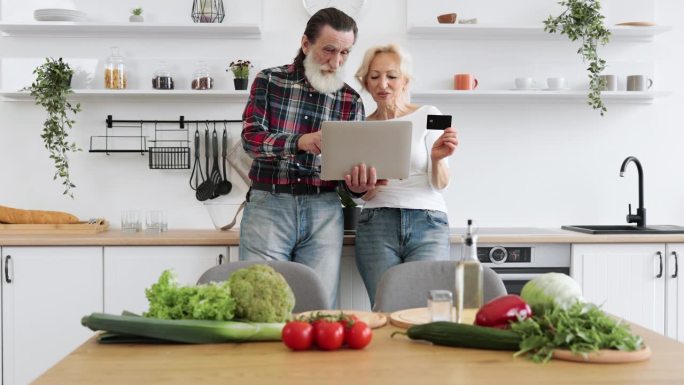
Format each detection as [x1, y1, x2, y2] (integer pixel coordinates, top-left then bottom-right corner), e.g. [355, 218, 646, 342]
[204, 202, 244, 230]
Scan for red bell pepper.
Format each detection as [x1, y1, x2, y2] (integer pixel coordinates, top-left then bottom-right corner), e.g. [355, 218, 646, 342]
[475, 294, 532, 329]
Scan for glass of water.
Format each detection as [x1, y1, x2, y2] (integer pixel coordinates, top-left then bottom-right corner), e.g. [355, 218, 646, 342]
[428, 289, 454, 322]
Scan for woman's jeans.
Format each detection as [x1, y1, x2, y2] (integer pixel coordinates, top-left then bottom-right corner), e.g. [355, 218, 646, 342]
[239, 189, 343, 308]
[355, 207, 450, 306]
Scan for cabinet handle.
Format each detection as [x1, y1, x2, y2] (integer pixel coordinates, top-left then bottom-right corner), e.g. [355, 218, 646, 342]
[656, 251, 663, 278]
[4, 255, 12, 283]
[217, 254, 225, 265]
[672, 251, 679, 279]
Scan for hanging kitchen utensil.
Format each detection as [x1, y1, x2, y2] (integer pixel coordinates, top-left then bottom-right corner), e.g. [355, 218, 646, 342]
[189, 124, 204, 191]
[208, 128, 223, 199]
[215, 125, 233, 196]
[195, 126, 215, 201]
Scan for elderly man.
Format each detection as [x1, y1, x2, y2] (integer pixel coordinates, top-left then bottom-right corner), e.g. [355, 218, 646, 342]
[240, 8, 378, 307]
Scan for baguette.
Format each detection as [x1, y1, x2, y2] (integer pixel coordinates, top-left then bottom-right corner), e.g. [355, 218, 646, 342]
[0, 205, 79, 224]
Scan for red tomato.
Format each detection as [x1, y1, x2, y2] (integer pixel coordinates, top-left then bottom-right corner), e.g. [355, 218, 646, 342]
[282, 321, 313, 351]
[346, 321, 372, 349]
[314, 321, 344, 351]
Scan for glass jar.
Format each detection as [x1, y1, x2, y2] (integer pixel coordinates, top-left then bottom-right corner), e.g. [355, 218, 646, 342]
[152, 61, 174, 90]
[104, 47, 127, 89]
[191, 61, 213, 90]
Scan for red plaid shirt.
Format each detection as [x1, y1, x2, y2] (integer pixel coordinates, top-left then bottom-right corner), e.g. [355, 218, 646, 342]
[241, 64, 365, 187]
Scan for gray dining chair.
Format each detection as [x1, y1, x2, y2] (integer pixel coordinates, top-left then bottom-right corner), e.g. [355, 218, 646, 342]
[197, 260, 330, 312]
[372, 260, 507, 312]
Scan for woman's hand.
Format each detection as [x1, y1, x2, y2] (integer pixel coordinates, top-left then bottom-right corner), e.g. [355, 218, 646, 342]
[431, 127, 458, 162]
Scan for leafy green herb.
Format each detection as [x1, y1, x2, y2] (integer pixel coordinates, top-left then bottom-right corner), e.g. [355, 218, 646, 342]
[544, 0, 611, 115]
[24, 57, 81, 198]
[144, 270, 236, 321]
[511, 302, 643, 363]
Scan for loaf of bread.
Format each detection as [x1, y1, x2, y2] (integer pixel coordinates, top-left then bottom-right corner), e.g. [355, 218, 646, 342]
[0, 205, 80, 224]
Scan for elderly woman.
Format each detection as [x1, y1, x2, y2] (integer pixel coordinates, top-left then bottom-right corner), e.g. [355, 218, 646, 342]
[350, 44, 458, 306]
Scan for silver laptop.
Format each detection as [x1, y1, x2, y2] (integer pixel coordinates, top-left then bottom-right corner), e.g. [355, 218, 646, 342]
[320, 120, 412, 181]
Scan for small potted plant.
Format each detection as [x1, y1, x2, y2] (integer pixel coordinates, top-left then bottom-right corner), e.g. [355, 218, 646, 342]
[129, 7, 144, 22]
[227, 59, 253, 90]
[23, 57, 81, 198]
[337, 187, 361, 232]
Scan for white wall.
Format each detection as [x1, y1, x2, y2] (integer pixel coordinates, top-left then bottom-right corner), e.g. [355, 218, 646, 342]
[0, 0, 682, 229]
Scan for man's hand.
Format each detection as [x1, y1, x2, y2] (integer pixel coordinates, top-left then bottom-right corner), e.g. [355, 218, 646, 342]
[298, 131, 322, 154]
[344, 163, 389, 194]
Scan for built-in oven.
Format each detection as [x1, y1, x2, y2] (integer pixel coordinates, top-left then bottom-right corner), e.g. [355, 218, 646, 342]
[476, 244, 571, 295]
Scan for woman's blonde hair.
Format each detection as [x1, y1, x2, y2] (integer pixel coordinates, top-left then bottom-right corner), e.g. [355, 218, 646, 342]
[355, 44, 413, 93]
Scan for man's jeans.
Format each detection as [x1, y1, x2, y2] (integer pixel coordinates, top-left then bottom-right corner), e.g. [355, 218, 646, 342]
[355, 207, 450, 306]
[239, 189, 343, 308]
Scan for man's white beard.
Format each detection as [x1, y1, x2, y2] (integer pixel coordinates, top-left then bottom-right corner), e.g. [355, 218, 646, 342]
[303, 53, 346, 94]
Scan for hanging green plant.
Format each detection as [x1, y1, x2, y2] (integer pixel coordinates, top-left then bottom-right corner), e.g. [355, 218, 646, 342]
[24, 57, 81, 198]
[544, 0, 611, 115]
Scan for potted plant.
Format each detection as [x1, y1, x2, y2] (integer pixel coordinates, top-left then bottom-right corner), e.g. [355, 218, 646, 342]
[23, 57, 81, 198]
[227, 59, 253, 90]
[544, 0, 611, 115]
[129, 7, 144, 22]
[337, 187, 361, 232]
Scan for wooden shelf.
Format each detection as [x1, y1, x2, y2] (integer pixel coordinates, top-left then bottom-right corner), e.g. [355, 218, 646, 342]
[407, 24, 671, 42]
[410, 90, 668, 104]
[0, 89, 250, 102]
[0, 22, 261, 39]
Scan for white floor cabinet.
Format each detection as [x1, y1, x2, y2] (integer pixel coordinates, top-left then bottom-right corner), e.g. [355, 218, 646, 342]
[572, 243, 683, 342]
[1, 246, 103, 385]
[103, 246, 226, 315]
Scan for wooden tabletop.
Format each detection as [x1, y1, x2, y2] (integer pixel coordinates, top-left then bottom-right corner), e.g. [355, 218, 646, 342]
[33, 323, 684, 385]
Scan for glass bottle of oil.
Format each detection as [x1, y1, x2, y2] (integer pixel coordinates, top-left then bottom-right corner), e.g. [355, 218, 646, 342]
[455, 219, 483, 323]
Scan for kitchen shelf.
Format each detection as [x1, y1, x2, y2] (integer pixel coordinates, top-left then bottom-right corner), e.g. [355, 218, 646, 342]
[407, 24, 672, 42]
[0, 22, 261, 39]
[0, 89, 250, 102]
[410, 90, 669, 104]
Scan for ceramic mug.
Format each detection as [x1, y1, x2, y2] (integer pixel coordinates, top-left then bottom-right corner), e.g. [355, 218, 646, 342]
[626, 75, 653, 91]
[454, 74, 478, 90]
[514, 77, 536, 90]
[600, 74, 618, 91]
[546, 77, 566, 90]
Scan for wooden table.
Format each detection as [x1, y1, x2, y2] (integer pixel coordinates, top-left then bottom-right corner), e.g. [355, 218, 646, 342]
[33, 324, 684, 385]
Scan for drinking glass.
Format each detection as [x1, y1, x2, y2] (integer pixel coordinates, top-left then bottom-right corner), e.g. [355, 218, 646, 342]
[121, 210, 142, 233]
[145, 210, 168, 232]
[428, 290, 454, 322]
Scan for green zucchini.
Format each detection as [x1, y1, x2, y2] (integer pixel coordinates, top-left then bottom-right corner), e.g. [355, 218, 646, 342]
[82, 313, 284, 344]
[406, 321, 522, 351]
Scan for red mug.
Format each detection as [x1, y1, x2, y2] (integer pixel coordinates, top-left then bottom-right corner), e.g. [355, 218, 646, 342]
[454, 74, 479, 90]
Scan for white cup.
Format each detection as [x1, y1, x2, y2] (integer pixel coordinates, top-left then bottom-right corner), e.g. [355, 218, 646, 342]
[546, 77, 566, 90]
[600, 74, 618, 91]
[514, 77, 536, 90]
[626, 75, 653, 91]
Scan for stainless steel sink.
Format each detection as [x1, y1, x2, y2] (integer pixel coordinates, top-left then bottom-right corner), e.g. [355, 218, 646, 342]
[562, 224, 684, 234]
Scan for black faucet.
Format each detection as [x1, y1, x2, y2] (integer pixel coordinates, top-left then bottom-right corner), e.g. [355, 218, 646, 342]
[619, 156, 646, 227]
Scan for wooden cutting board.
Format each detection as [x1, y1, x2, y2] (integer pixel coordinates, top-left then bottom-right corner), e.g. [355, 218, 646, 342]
[296, 310, 388, 329]
[389, 307, 477, 329]
[552, 345, 651, 363]
[0, 219, 108, 234]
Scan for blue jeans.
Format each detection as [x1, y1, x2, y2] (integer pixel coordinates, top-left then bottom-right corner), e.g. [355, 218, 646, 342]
[355, 208, 450, 306]
[239, 189, 343, 308]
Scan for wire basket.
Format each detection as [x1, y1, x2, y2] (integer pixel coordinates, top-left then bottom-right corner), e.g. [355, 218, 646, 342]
[148, 147, 191, 169]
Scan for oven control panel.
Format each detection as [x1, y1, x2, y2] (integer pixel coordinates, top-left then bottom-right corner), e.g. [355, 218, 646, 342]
[477, 246, 531, 264]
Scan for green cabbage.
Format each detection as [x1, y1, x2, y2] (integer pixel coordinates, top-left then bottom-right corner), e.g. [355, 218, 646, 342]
[520, 273, 583, 310]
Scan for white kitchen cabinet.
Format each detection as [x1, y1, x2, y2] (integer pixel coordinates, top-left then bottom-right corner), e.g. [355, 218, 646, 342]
[1, 246, 103, 385]
[571, 243, 684, 342]
[103, 246, 226, 315]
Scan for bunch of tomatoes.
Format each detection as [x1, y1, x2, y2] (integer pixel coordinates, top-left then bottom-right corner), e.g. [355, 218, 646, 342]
[281, 312, 373, 351]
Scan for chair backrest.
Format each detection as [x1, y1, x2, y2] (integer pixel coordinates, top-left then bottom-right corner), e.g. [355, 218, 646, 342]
[197, 260, 330, 313]
[372, 260, 507, 313]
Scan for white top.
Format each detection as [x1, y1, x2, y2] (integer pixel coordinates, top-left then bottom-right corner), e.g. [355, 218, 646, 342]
[361, 105, 449, 213]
